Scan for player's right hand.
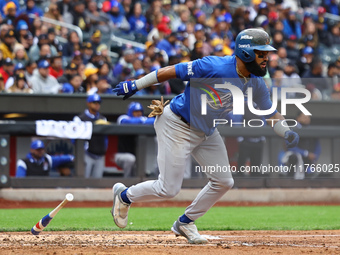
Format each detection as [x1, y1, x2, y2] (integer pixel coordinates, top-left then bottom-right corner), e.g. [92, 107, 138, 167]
[113, 80, 138, 100]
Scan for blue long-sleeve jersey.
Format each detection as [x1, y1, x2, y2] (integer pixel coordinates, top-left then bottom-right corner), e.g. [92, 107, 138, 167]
[170, 55, 277, 135]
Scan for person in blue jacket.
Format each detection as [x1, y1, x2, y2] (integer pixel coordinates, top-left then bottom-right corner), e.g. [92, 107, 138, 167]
[17, 0, 44, 24]
[16, 140, 74, 177]
[115, 102, 154, 178]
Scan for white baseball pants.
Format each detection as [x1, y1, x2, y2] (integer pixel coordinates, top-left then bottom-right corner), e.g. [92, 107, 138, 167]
[84, 154, 105, 178]
[126, 105, 234, 221]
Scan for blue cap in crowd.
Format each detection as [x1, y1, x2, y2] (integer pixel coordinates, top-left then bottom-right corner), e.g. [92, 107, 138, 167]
[16, 20, 28, 31]
[62, 83, 74, 93]
[194, 24, 204, 32]
[31, 140, 45, 149]
[14, 63, 25, 71]
[177, 24, 186, 33]
[38, 60, 50, 69]
[303, 46, 313, 55]
[87, 93, 101, 103]
[258, 2, 267, 9]
[216, 15, 225, 23]
[224, 13, 232, 23]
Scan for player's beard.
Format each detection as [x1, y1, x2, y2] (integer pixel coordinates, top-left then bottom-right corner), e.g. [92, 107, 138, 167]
[245, 60, 267, 77]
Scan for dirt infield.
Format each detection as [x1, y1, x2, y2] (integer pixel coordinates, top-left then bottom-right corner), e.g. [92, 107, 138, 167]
[1, 198, 340, 209]
[1, 230, 339, 254]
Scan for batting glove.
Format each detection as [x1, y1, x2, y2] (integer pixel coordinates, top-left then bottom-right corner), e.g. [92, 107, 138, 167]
[284, 130, 299, 148]
[113, 80, 138, 100]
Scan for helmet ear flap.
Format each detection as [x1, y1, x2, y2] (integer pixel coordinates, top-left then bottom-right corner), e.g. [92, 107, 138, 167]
[241, 49, 255, 62]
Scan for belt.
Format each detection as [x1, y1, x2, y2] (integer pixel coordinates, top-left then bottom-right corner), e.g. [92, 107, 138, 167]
[169, 106, 190, 126]
[180, 116, 190, 126]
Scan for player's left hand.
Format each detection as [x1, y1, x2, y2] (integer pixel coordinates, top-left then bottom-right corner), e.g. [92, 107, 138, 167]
[113, 80, 138, 100]
[284, 130, 299, 148]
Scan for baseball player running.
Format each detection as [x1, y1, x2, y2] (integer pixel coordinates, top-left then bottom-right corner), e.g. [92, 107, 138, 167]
[111, 29, 299, 244]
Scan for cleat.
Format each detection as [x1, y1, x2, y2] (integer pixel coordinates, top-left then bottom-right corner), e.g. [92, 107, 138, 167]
[110, 183, 130, 228]
[171, 218, 208, 244]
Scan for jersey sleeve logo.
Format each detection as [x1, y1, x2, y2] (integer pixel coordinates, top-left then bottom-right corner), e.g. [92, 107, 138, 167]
[187, 61, 194, 76]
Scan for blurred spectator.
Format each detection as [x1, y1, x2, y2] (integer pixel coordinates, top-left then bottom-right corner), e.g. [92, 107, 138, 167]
[324, 0, 340, 15]
[20, 30, 33, 52]
[156, 32, 179, 57]
[49, 54, 64, 78]
[73, 94, 108, 178]
[5, 62, 25, 90]
[113, 48, 135, 78]
[301, 23, 319, 50]
[16, 139, 74, 177]
[31, 60, 61, 94]
[62, 31, 81, 58]
[282, 11, 302, 39]
[296, 46, 314, 76]
[18, 0, 43, 24]
[61, 74, 84, 94]
[28, 33, 57, 62]
[6, 73, 32, 93]
[279, 112, 321, 179]
[2, 1, 18, 26]
[0, 57, 14, 83]
[282, 61, 302, 98]
[147, 14, 171, 42]
[329, 22, 340, 46]
[107, 0, 130, 31]
[193, 24, 212, 57]
[89, 76, 112, 94]
[82, 67, 98, 92]
[13, 43, 28, 66]
[96, 44, 111, 64]
[0, 73, 4, 92]
[57, 0, 72, 24]
[43, 3, 66, 36]
[128, 2, 148, 42]
[15, 20, 29, 41]
[90, 30, 103, 52]
[47, 28, 63, 53]
[276, 47, 289, 69]
[302, 57, 330, 98]
[57, 62, 78, 84]
[0, 0, 19, 17]
[81, 42, 93, 65]
[0, 29, 16, 59]
[25, 59, 37, 85]
[97, 61, 112, 81]
[72, 50, 83, 67]
[316, 7, 330, 46]
[85, 0, 112, 34]
[285, 35, 300, 61]
[328, 62, 340, 100]
[115, 102, 155, 177]
[71, 1, 89, 32]
[271, 67, 285, 99]
[272, 30, 285, 49]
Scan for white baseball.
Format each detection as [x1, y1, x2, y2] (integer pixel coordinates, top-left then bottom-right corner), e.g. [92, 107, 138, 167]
[66, 193, 74, 201]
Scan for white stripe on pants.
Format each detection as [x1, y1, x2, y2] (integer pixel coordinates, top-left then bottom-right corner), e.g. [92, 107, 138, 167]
[126, 105, 234, 221]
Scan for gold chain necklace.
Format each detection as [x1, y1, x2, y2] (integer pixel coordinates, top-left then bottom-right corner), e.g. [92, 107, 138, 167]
[236, 65, 249, 84]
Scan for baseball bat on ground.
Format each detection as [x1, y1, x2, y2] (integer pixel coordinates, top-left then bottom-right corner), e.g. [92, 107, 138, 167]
[31, 193, 74, 235]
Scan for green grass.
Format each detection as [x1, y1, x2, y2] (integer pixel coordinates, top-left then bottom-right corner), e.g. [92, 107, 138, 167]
[1, 206, 339, 232]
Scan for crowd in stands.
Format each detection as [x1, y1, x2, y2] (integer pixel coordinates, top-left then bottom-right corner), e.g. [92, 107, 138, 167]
[0, 0, 339, 100]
